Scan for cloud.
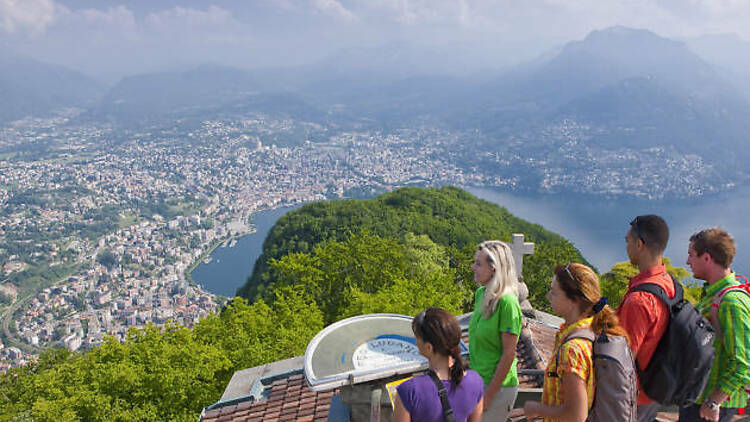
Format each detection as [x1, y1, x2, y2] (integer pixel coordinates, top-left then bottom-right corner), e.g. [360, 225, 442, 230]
[143, 5, 253, 46]
[72, 5, 138, 40]
[313, 0, 358, 22]
[0, 0, 59, 36]
[311, 0, 750, 39]
[3, 0, 750, 81]
[145, 5, 237, 29]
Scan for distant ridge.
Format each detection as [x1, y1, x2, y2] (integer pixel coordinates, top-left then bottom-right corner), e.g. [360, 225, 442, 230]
[466, 26, 750, 163]
[87, 64, 327, 126]
[0, 55, 103, 123]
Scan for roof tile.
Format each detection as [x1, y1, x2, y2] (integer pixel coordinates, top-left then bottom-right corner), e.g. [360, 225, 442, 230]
[201, 314, 559, 421]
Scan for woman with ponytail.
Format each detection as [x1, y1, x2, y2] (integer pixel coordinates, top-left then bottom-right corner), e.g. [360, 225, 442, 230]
[393, 307, 484, 422]
[468, 240, 523, 420]
[524, 263, 629, 422]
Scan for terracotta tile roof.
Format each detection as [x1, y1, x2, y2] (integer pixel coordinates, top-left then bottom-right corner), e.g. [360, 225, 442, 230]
[204, 312, 745, 421]
[200, 314, 559, 421]
[200, 373, 337, 422]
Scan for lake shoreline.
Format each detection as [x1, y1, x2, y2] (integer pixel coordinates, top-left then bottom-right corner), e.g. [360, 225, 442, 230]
[191, 185, 750, 296]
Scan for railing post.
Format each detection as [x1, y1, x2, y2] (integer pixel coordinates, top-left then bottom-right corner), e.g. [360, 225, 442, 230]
[370, 388, 382, 422]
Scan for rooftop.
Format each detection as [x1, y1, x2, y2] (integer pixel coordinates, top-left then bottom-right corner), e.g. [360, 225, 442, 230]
[199, 311, 561, 422]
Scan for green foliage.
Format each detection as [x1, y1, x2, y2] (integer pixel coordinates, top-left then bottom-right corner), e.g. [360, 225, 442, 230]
[5, 262, 84, 296]
[522, 238, 592, 310]
[0, 325, 229, 422]
[0, 293, 322, 421]
[0, 187, 591, 420]
[266, 232, 469, 323]
[240, 186, 588, 312]
[194, 294, 322, 373]
[95, 250, 117, 270]
[600, 257, 696, 308]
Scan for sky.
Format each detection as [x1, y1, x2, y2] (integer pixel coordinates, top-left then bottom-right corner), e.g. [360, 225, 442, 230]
[1, 0, 749, 83]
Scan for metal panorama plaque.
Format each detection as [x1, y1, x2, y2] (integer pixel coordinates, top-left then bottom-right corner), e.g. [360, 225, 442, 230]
[351, 337, 425, 370]
[303, 313, 468, 391]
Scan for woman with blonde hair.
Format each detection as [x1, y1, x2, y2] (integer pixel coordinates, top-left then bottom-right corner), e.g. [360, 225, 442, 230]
[468, 240, 522, 420]
[524, 263, 630, 422]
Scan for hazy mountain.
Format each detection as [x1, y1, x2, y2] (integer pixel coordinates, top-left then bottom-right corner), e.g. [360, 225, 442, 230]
[477, 26, 733, 113]
[0, 54, 104, 123]
[91, 65, 257, 121]
[89, 64, 326, 125]
[686, 33, 750, 99]
[80, 26, 750, 161]
[465, 26, 750, 160]
[554, 77, 750, 156]
[686, 34, 750, 74]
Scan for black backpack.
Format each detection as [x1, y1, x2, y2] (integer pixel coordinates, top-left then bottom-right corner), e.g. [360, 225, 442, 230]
[631, 276, 715, 407]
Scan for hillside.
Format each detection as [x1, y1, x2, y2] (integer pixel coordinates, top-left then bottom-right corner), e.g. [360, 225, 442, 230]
[238, 186, 589, 309]
[0, 186, 589, 421]
[0, 55, 103, 123]
[466, 27, 750, 160]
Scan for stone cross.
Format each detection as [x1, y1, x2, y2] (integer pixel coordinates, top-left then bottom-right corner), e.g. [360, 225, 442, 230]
[510, 233, 536, 316]
[510, 233, 535, 276]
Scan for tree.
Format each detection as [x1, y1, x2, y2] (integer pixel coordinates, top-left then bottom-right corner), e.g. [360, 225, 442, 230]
[266, 231, 472, 324]
[240, 186, 588, 310]
[600, 257, 695, 308]
[95, 250, 117, 270]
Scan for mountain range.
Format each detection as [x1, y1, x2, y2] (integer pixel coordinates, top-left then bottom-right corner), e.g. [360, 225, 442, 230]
[3, 26, 750, 162]
[0, 54, 104, 123]
[463, 27, 750, 161]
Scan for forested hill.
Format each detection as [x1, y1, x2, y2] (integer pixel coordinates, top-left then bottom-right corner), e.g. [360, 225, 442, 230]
[238, 186, 589, 310]
[0, 186, 589, 421]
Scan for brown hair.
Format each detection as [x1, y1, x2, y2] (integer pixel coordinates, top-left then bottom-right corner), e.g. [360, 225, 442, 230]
[553, 263, 629, 342]
[412, 307, 465, 385]
[690, 227, 736, 269]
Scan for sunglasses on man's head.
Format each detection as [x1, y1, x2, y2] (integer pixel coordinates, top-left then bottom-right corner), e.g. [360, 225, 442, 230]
[629, 217, 646, 244]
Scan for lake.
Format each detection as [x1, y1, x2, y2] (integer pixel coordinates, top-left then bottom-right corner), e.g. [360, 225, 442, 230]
[191, 186, 750, 296]
[466, 186, 750, 276]
[190, 205, 300, 297]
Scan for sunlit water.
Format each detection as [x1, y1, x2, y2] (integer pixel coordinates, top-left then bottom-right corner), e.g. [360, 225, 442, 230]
[192, 186, 750, 296]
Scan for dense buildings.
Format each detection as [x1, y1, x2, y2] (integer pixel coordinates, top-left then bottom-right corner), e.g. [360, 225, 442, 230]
[0, 111, 732, 368]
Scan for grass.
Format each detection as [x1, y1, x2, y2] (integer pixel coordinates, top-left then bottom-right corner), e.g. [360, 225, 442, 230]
[167, 200, 202, 218]
[118, 212, 138, 230]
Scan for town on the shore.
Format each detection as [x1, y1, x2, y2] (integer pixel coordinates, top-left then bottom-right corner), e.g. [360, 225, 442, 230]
[0, 111, 730, 370]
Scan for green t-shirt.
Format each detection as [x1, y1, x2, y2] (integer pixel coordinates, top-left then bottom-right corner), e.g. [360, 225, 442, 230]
[468, 287, 522, 387]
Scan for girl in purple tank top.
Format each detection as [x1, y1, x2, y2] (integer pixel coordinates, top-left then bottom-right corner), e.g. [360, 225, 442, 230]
[393, 307, 484, 422]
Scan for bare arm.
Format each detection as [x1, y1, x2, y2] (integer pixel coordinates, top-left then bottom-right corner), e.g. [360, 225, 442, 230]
[484, 332, 518, 409]
[467, 393, 484, 422]
[524, 372, 588, 422]
[392, 394, 411, 422]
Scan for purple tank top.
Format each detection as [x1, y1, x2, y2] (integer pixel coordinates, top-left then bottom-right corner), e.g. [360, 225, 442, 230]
[397, 369, 484, 422]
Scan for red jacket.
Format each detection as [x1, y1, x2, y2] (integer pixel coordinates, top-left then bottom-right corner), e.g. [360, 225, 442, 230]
[616, 264, 675, 405]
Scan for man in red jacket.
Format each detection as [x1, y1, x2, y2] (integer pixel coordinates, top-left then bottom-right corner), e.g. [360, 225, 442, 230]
[618, 215, 674, 422]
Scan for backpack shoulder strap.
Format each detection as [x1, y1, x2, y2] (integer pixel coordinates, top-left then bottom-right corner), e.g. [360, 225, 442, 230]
[631, 274, 683, 308]
[554, 328, 595, 373]
[426, 369, 455, 422]
[566, 328, 596, 343]
[709, 283, 750, 342]
[712, 284, 750, 308]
